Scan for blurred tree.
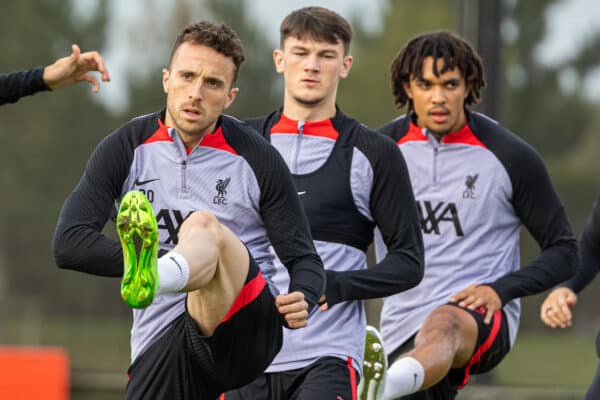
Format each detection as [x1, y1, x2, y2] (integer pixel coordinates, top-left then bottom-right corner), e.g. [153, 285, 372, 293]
[501, 0, 596, 159]
[0, 1, 129, 318]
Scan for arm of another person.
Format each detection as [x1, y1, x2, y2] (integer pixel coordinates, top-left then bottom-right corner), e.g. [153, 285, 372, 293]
[0, 44, 110, 105]
[323, 133, 424, 308]
[540, 193, 600, 328]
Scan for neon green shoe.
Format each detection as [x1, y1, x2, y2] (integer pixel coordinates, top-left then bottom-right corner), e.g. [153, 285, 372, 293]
[117, 190, 159, 309]
[358, 325, 387, 400]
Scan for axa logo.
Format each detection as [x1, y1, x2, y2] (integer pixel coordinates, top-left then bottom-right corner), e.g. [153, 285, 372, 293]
[214, 177, 231, 206]
[463, 173, 478, 199]
[156, 209, 193, 244]
[416, 200, 464, 236]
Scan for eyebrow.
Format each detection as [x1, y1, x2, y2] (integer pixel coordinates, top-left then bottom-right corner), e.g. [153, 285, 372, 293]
[289, 45, 309, 52]
[204, 76, 226, 85]
[442, 78, 460, 84]
[416, 76, 461, 84]
[319, 49, 339, 56]
[289, 45, 340, 55]
[177, 69, 226, 84]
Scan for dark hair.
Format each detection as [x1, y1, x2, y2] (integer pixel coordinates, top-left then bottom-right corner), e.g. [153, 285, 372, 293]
[390, 31, 485, 110]
[280, 7, 352, 55]
[169, 21, 245, 82]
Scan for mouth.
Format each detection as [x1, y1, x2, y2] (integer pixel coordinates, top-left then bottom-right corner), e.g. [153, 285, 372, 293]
[183, 107, 201, 120]
[301, 78, 320, 87]
[428, 109, 450, 124]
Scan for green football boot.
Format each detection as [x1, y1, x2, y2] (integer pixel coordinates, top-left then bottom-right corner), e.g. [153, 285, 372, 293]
[117, 190, 159, 308]
[358, 325, 387, 400]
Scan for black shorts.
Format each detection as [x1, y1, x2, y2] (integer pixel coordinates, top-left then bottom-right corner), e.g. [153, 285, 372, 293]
[222, 356, 359, 400]
[388, 303, 510, 400]
[125, 258, 283, 400]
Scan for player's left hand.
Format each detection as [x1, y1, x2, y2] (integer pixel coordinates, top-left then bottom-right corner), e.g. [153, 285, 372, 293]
[276, 291, 308, 329]
[449, 284, 502, 325]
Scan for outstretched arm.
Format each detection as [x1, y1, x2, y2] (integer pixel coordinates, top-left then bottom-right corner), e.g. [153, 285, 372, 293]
[0, 68, 47, 105]
[43, 44, 110, 92]
[0, 44, 110, 105]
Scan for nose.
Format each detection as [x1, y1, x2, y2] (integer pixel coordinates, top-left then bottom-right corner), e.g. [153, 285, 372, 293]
[304, 55, 320, 72]
[188, 81, 203, 101]
[431, 86, 446, 104]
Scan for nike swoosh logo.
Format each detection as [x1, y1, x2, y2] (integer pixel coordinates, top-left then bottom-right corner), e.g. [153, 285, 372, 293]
[297, 191, 307, 195]
[134, 178, 160, 186]
[169, 256, 184, 278]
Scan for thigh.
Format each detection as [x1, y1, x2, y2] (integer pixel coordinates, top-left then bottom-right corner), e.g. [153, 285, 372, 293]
[444, 303, 510, 388]
[187, 224, 250, 335]
[390, 303, 509, 399]
[291, 357, 359, 400]
[205, 258, 283, 392]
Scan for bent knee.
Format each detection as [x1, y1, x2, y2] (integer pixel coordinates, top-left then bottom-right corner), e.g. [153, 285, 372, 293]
[186, 211, 219, 227]
[180, 211, 223, 239]
[418, 305, 475, 339]
[181, 211, 220, 229]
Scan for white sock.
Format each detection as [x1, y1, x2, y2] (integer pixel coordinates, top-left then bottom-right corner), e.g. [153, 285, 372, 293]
[383, 357, 425, 399]
[156, 251, 190, 295]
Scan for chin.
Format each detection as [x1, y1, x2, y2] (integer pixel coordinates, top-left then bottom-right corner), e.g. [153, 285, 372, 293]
[293, 95, 325, 107]
[426, 125, 451, 137]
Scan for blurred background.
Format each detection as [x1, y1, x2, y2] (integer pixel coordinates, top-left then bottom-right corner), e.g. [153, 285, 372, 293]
[1, 0, 599, 398]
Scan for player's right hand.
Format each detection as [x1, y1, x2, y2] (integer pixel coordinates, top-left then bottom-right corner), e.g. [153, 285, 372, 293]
[540, 287, 577, 328]
[276, 291, 308, 329]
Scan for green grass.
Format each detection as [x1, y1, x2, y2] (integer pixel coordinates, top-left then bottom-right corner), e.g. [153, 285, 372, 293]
[495, 332, 597, 388]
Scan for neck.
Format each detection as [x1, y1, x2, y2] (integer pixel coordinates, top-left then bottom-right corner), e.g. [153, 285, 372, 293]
[180, 131, 208, 150]
[165, 113, 216, 150]
[429, 130, 445, 142]
[282, 95, 336, 122]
